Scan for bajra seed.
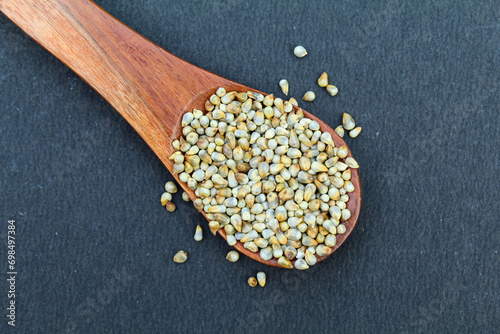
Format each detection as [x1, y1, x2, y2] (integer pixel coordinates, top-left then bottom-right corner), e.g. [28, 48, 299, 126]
[342, 113, 355, 131]
[226, 250, 239, 262]
[293, 45, 308, 58]
[349, 127, 362, 138]
[317, 72, 328, 87]
[165, 181, 178, 193]
[173, 250, 188, 263]
[248, 276, 258, 287]
[161, 192, 172, 206]
[302, 91, 316, 102]
[326, 85, 338, 96]
[166, 201, 176, 212]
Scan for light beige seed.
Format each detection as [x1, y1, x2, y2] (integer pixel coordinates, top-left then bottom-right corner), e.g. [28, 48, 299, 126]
[324, 234, 337, 247]
[287, 148, 302, 159]
[305, 249, 317, 266]
[345, 157, 359, 169]
[337, 224, 347, 234]
[173, 250, 187, 263]
[270, 163, 285, 175]
[316, 244, 333, 257]
[161, 192, 172, 206]
[326, 85, 338, 96]
[349, 127, 362, 138]
[165, 181, 178, 193]
[311, 161, 328, 173]
[344, 180, 355, 193]
[279, 188, 294, 202]
[235, 92, 248, 102]
[285, 229, 302, 241]
[226, 251, 239, 262]
[299, 157, 311, 171]
[334, 125, 344, 138]
[263, 94, 274, 107]
[224, 224, 236, 235]
[260, 247, 273, 261]
[317, 72, 328, 87]
[194, 225, 203, 241]
[213, 213, 230, 226]
[278, 256, 294, 269]
[284, 246, 297, 260]
[302, 91, 316, 102]
[283, 101, 293, 113]
[216, 87, 226, 97]
[211, 152, 226, 162]
[240, 230, 259, 243]
[289, 97, 298, 106]
[342, 113, 355, 130]
[208, 205, 227, 213]
[335, 161, 348, 171]
[257, 272, 266, 287]
[314, 179, 328, 194]
[248, 276, 258, 287]
[274, 98, 284, 113]
[181, 112, 194, 127]
[337, 145, 348, 159]
[294, 258, 309, 270]
[293, 45, 308, 58]
[221, 91, 236, 104]
[244, 241, 259, 253]
[193, 198, 203, 211]
[340, 169, 350, 182]
[341, 209, 351, 221]
[275, 206, 288, 222]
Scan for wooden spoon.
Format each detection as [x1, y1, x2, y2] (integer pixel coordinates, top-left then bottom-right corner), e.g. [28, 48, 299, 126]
[1, 0, 361, 268]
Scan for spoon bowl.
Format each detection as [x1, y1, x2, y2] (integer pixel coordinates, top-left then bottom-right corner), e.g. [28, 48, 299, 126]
[1, 0, 361, 268]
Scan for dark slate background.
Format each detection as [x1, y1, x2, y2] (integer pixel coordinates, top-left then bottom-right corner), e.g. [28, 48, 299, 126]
[1, 1, 499, 333]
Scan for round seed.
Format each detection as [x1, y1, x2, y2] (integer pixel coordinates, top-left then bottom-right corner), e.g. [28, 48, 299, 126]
[326, 85, 338, 96]
[293, 45, 308, 58]
[345, 157, 359, 168]
[257, 272, 266, 287]
[161, 192, 172, 206]
[194, 225, 203, 241]
[226, 250, 239, 262]
[337, 224, 347, 234]
[335, 125, 344, 138]
[349, 127, 362, 138]
[165, 181, 178, 193]
[173, 250, 188, 263]
[342, 113, 355, 131]
[294, 258, 309, 270]
[248, 277, 258, 287]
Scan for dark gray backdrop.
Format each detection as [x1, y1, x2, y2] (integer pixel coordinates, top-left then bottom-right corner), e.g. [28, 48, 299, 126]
[1, 1, 499, 333]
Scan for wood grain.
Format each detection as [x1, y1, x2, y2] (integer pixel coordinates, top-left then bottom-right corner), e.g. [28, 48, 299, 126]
[1, 0, 361, 268]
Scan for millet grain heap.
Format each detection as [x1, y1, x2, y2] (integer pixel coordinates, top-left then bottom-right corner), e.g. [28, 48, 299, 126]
[168, 88, 359, 269]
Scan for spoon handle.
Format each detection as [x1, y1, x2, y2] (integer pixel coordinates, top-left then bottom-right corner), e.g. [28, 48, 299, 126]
[1, 0, 229, 163]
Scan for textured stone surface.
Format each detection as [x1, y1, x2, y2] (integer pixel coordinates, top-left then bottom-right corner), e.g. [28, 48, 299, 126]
[0, 1, 498, 333]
